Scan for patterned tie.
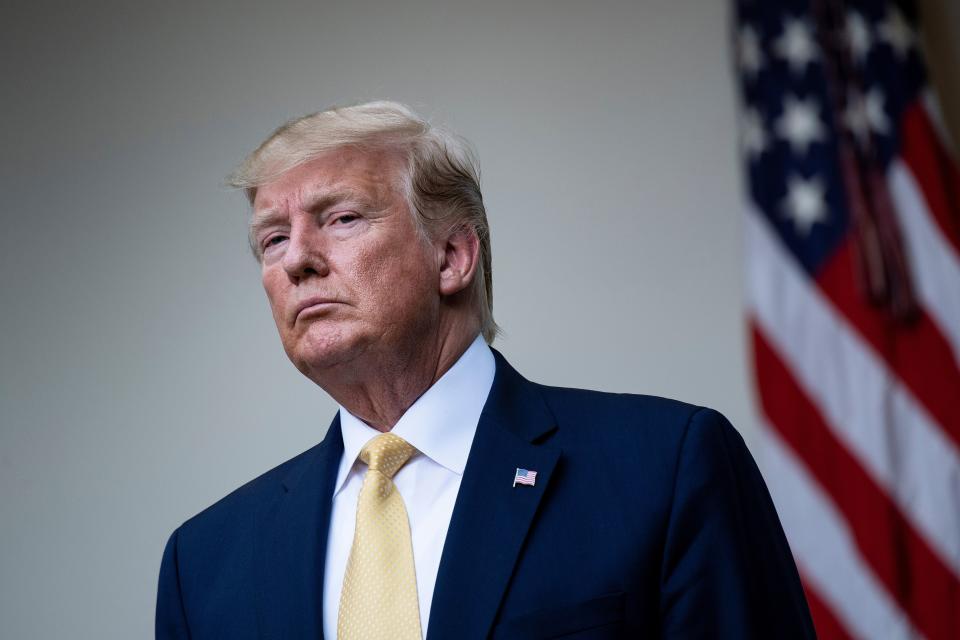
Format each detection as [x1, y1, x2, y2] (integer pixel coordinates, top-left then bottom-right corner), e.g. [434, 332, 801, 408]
[338, 433, 422, 640]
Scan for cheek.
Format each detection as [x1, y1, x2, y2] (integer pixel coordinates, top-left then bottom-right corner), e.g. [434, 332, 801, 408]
[261, 272, 290, 324]
[363, 242, 433, 294]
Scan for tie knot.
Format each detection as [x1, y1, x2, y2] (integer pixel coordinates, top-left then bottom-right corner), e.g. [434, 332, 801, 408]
[359, 433, 416, 479]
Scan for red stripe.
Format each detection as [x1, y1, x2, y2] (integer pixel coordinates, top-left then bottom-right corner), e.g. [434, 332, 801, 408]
[899, 102, 960, 256]
[751, 323, 960, 640]
[799, 576, 854, 640]
[815, 237, 960, 448]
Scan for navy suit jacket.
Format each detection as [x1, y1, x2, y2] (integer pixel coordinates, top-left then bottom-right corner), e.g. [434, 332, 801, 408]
[156, 350, 814, 638]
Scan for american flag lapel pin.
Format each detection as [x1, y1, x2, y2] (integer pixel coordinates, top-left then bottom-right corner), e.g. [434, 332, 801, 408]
[513, 468, 537, 487]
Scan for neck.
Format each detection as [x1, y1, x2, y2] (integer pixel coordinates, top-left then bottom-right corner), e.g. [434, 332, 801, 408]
[312, 318, 480, 432]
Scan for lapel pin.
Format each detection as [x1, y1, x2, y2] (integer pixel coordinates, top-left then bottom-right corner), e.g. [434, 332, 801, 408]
[513, 468, 537, 487]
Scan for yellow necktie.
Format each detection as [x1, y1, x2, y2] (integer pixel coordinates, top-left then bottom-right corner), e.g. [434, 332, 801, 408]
[338, 433, 422, 640]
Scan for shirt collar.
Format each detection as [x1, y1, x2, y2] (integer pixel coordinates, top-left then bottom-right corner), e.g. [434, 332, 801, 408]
[333, 334, 496, 496]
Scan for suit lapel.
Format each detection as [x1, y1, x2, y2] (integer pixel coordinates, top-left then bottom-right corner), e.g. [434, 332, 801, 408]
[428, 350, 561, 640]
[255, 414, 343, 639]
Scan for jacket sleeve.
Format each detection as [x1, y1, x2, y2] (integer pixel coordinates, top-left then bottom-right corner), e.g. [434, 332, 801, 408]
[658, 407, 815, 638]
[156, 527, 191, 639]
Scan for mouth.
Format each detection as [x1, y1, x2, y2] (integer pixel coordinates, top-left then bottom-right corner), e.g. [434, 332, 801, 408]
[294, 297, 343, 322]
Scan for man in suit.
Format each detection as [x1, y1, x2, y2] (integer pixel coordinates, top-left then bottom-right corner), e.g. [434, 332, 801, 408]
[156, 101, 815, 638]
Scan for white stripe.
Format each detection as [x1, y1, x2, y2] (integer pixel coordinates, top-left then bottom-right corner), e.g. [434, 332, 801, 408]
[888, 159, 960, 365]
[756, 424, 922, 640]
[745, 207, 960, 578]
[922, 91, 957, 161]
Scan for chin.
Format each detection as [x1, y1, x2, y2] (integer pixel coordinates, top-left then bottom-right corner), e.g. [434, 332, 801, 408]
[285, 325, 369, 376]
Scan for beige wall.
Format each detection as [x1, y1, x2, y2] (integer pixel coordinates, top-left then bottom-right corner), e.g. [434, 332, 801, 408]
[921, 0, 960, 147]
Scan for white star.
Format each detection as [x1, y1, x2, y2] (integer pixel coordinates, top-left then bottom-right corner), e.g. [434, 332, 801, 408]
[845, 11, 872, 63]
[844, 92, 871, 146]
[741, 108, 769, 159]
[775, 17, 819, 74]
[864, 88, 890, 135]
[879, 7, 915, 58]
[776, 95, 826, 155]
[783, 174, 828, 235]
[739, 26, 765, 79]
[845, 88, 891, 147]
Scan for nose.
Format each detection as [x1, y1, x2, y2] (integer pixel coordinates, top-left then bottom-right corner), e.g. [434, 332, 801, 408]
[280, 223, 330, 282]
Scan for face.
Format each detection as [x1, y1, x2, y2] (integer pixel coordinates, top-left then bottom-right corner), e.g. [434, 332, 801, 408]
[251, 148, 441, 379]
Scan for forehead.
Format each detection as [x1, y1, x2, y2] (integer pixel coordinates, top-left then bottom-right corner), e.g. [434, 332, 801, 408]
[252, 146, 407, 214]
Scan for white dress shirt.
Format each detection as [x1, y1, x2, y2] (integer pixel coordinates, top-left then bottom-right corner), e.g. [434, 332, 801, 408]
[322, 335, 496, 640]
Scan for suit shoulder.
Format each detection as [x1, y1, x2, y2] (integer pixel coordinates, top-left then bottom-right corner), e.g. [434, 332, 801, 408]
[533, 383, 739, 452]
[536, 383, 703, 429]
[175, 440, 326, 536]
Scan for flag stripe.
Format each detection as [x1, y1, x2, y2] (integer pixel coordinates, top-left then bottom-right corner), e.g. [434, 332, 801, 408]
[899, 102, 960, 254]
[922, 91, 958, 160]
[752, 324, 960, 640]
[757, 424, 919, 640]
[799, 573, 856, 640]
[746, 208, 960, 579]
[814, 234, 960, 447]
[888, 158, 960, 364]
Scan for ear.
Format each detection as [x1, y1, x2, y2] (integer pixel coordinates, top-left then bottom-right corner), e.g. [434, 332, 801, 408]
[438, 226, 480, 297]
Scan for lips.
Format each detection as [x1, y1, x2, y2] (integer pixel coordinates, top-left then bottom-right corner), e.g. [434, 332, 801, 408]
[294, 296, 342, 321]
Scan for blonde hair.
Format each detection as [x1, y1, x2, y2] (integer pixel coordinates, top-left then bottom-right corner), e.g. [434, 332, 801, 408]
[228, 100, 498, 343]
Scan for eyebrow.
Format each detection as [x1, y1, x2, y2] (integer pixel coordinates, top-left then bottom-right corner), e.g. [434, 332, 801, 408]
[301, 188, 370, 214]
[248, 210, 286, 250]
[249, 189, 371, 238]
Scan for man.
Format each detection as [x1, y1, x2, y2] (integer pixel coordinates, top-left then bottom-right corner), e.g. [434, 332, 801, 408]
[156, 101, 814, 639]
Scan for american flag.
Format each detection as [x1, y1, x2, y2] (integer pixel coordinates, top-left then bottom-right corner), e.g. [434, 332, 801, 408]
[513, 468, 537, 487]
[734, 0, 960, 638]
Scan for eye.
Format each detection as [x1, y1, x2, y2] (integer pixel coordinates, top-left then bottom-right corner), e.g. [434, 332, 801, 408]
[333, 213, 360, 225]
[262, 234, 287, 251]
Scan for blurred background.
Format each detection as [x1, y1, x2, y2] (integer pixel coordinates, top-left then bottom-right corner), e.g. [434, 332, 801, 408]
[1, 0, 957, 637]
